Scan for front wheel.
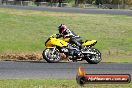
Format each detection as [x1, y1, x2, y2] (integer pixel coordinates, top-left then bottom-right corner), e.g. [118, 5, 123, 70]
[84, 48, 101, 64]
[42, 48, 61, 63]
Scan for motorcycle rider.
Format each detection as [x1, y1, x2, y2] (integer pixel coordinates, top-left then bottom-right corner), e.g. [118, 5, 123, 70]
[57, 24, 83, 50]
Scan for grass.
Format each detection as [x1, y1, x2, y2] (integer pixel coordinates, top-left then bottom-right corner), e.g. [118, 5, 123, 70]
[0, 8, 132, 62]
[0, 79, 131, 88]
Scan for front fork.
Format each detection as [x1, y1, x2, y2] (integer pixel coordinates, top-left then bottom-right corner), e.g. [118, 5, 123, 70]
[51, 46, 56, 54]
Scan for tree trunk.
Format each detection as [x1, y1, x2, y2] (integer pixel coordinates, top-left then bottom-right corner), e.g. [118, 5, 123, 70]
[75, 0, 78, 6]
[122, 0, 125, 9]
[75, 0, 85, 6]
[58, 0, 62, 7]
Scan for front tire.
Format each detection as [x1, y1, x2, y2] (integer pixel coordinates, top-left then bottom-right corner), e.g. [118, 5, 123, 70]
[42, 48, 61, 63]
[85, 48, 101, 64]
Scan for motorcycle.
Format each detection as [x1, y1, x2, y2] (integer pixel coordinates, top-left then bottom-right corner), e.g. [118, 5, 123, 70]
[42, 34, 101, 64]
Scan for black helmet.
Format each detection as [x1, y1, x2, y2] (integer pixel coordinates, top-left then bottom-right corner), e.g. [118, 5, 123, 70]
[58, 24, 67, 34]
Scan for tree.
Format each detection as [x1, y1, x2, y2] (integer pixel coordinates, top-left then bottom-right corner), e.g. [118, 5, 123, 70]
[96, 0, 102, 5]
[75, 0, 85, 6]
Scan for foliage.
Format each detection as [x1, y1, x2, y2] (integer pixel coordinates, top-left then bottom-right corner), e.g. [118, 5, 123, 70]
[70, 0, 132, 5]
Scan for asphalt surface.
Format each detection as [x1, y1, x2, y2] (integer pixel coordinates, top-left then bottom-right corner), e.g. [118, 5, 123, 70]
[0, 5, 132, 16]
[0, 61, 132, 79]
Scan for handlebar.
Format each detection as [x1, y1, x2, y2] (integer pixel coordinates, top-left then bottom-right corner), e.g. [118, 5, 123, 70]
[49, 34, 62, 39]
[49, 34, 56, 38]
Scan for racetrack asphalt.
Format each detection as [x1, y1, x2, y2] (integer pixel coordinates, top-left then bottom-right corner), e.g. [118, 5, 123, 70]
[0, 61, 132, 79]
[0, 5, 132, 16]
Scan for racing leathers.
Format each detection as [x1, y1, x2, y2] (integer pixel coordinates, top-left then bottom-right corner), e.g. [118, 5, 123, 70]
[57, 28, 83, 50]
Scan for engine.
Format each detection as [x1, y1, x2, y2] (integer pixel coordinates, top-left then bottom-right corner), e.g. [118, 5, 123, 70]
[60, 44, 81, 60]
[67, 44, 80, 60]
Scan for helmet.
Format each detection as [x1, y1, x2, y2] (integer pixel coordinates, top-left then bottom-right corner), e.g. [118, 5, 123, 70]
[58, 24, 67, 34]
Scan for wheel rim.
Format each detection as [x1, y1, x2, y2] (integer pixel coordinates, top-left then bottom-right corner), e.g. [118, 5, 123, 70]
[88, 48, 101, 62]
[45, 49, 60, 62]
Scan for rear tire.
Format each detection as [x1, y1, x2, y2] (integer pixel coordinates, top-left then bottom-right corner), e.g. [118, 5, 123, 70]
[42, 48, 61, 63]
[85, 48, 101, 64]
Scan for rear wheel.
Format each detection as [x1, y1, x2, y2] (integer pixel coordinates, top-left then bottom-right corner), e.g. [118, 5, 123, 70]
[42, 48, 61, 63]
[85, 48, 101, 64]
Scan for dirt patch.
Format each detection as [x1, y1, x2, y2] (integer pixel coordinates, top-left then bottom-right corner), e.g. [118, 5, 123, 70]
[0, 53, 43, 61]
[0, 53, 68, 61]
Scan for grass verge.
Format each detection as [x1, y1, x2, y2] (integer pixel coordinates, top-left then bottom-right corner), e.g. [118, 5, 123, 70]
[0, 79, 131, 88]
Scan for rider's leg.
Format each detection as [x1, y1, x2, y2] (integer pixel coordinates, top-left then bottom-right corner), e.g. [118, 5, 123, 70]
[70, 38, 83, 50]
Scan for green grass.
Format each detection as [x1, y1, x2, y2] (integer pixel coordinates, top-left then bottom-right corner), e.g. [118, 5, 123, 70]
[0, 79, 131, 88]
[0, 8, 132, 62]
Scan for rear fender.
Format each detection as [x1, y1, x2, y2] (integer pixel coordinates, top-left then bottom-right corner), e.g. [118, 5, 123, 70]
[82, 40, 97, 47]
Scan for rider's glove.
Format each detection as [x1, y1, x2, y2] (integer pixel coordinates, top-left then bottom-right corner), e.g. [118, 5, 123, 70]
[56, 34, 63, 38]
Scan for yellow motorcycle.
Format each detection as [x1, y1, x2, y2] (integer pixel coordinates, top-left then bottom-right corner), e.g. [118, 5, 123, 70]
[42, 34, 101, 64]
